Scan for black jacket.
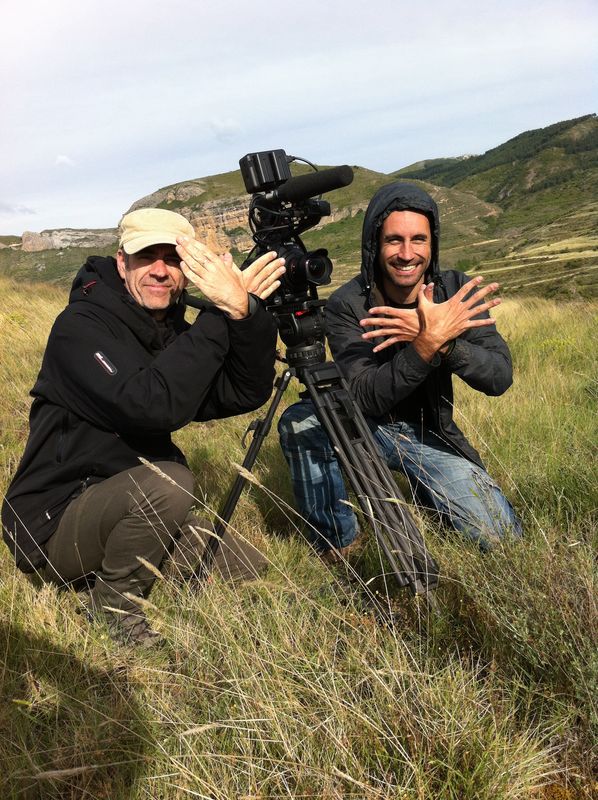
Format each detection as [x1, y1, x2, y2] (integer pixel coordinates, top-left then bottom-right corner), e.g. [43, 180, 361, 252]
[2, 256, 277, 571]
[324, 182, 513, 466]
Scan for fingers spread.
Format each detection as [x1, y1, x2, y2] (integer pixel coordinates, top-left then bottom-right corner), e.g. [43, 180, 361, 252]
[367, 306, 399, 316]
[362, 329, 393, 340]
[252, 250, 280, 268]
[180, 262, 195, 282]
[242, 254, 285, 299]
[176, 238, 224, 275]
[258, 280, 282, 300]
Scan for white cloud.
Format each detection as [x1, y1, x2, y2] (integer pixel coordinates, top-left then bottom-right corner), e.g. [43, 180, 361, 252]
[0, 201, 36, 215]
[55, 155, 76, 167]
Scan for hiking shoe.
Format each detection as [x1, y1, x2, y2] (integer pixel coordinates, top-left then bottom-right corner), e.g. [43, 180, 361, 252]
[78, 586, 164, 648]
[163, 520, 211, 579]
[320, 532, 365, 565]
[105, 610, 164, 649]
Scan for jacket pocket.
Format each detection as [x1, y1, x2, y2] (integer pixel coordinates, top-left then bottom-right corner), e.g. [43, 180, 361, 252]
[43, 484, 85, 523]
[55, 410, 79, 464]
[55, 411, 69, 464]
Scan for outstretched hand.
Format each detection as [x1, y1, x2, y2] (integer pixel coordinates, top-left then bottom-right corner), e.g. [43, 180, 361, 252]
[414, 276, 501, 361]
[231, 251, 286, 301]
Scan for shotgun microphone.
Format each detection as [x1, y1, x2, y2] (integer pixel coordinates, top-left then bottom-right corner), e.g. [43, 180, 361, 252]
[270, 165, 354, 203]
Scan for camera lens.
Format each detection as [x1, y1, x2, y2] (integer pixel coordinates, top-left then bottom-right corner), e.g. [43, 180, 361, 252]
[284, 247, 332, 290]
[304, 253, 329, 282]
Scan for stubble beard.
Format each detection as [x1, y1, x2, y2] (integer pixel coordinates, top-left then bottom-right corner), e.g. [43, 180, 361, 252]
[381, 260, 427, 302]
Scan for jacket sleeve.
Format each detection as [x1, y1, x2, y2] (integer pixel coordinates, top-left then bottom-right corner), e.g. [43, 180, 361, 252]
[441, 323, 513, 396]
[439, 272, 513, 396]
[193, 299, 278, 421]
[325, 293, 438, 418]
[41, 301, 277, 434]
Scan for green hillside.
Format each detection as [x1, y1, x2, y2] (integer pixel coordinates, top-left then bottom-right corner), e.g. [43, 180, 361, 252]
[397, 114, 597, 191]
[0, 244, 117, 288]
[154, 164, 390, 211]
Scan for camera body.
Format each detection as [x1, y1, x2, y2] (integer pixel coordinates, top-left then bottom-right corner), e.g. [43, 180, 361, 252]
[239, 150, 354, 308]
[239, 150, 353, 366]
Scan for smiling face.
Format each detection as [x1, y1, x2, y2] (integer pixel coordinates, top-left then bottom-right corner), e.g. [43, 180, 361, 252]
[378, 210, 432, 304]
[116, 243, 187, 318]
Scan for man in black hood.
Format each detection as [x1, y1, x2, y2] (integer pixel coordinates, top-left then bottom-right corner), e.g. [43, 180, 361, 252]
[2, 208, 285, 646]
[278, 182, 521, 561]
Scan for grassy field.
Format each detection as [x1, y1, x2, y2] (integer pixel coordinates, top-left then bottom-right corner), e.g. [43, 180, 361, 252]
[0, 276, 596, 799]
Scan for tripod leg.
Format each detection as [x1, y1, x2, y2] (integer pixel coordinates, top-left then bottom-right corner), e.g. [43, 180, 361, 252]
[315, 397, 436, 594]
[300, 362, 439, 596]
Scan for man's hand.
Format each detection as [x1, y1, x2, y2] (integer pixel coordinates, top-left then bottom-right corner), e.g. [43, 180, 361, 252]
[230, 251, 286, 301]
[360, 306, 422, 352]
[414, 276, 501, 362]
[177, 239, 285, 318]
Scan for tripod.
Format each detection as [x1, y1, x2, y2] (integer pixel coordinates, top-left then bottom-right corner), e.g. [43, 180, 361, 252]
[199, 299, 439, 599]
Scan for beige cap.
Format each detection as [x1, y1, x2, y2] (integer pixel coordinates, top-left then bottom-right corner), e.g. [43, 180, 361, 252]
[118, 208, 195, 254]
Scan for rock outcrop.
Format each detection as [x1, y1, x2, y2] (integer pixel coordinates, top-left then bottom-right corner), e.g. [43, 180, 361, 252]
[22, 228, 117, 252]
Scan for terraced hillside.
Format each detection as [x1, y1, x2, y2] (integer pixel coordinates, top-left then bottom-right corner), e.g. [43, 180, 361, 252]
[397, 114, 598, 299]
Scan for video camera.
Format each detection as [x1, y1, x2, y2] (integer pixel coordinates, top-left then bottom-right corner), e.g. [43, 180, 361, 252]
[239, 149, 353, 308]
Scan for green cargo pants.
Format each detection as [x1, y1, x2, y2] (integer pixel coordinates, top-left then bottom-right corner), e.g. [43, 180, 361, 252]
[42, 462, 267, 614]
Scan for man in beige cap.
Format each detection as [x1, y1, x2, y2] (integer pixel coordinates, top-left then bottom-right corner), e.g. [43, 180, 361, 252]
[2, 208, 285, 647]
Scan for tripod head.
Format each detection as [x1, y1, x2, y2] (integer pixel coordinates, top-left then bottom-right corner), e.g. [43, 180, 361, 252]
[272, 295, 329, 373]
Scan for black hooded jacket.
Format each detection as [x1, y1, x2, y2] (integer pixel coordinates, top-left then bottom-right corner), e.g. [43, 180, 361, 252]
[2, 256, 277, 571]
[324, 182, 513, 466]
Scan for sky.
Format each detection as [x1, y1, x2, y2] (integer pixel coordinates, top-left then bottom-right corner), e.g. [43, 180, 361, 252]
[1, 0, 596, 235]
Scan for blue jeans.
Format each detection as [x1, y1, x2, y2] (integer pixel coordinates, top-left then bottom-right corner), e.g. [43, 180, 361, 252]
[278, 400, 522, 552]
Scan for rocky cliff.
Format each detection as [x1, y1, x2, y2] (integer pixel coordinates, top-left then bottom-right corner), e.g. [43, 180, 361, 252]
[126, 179, 252, 252]
[127, 178, 359, 254]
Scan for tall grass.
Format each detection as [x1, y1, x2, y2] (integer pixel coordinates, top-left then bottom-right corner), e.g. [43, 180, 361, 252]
[0, 279, 595, 799]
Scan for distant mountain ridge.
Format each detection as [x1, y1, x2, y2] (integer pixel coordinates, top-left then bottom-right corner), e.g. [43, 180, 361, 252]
[2, 114, 596, 300]
[397, 114, 597, 192]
